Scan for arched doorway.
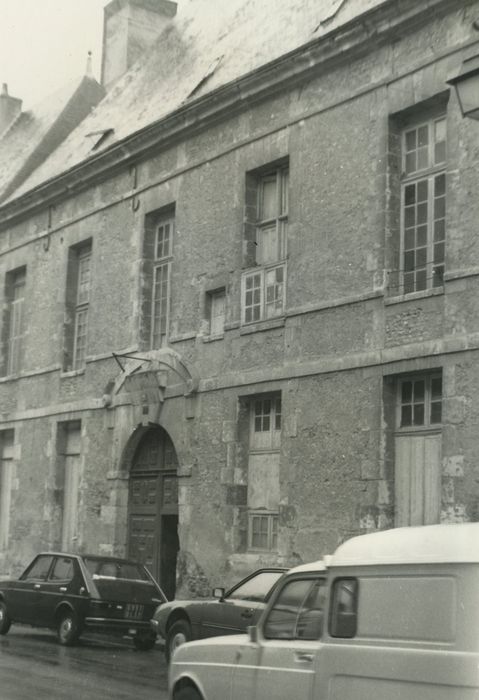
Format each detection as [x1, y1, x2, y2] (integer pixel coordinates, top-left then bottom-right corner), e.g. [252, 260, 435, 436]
[127, 426, 179, 600]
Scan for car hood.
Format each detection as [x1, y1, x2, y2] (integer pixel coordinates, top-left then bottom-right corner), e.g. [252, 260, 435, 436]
[153, 597, 215, 619]
[172, 633, 250, 663]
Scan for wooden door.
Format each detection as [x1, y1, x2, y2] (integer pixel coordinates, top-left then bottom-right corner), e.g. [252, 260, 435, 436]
[127, 427, 178, 593]
[395, 433, 442, 526]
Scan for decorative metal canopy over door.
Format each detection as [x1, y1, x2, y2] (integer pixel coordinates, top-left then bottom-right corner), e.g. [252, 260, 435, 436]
[127, 427, 179, 599]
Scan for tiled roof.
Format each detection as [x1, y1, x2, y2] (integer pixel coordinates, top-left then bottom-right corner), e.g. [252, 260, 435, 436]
[0, 75, 104, 203]
[8, 0, 384, 202]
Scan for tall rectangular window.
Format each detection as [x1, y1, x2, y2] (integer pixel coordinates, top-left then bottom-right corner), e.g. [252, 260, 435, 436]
[0, 430, 14, 550]
[401, 117, 446, 294]
[207, 289, 226, 336]
[64, 241, 92, 371]
[57, 421, 81, 551]
[3, 267, 26, 376]
[149, 214, 174, 348]
[242, 164, 288, 324]
[247, 394, 282, 551]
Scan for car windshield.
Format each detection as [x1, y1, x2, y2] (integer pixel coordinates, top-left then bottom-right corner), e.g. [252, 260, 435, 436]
[83, 557, 150, 582]
[227, 571, 284, 602]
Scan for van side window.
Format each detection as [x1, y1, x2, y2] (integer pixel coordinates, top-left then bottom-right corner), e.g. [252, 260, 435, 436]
[330, 578, 358, 638]
[263, 577, 326, 640]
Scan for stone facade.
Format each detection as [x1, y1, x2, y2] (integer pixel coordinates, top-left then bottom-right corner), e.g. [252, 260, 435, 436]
[0, 0, 479, 594]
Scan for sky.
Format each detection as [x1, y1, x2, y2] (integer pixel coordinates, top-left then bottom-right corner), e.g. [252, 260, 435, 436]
[0, 0, 106, 109]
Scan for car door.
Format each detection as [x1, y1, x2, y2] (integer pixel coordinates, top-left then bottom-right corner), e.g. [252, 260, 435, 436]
[201, 569, 284, 638]
[34, 556, 77, 627]
[6, 554, 55, 624]
[231, 575, 326, 700]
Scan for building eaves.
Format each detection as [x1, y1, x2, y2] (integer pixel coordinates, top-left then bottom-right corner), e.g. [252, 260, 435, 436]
[0, 0, 465, 230]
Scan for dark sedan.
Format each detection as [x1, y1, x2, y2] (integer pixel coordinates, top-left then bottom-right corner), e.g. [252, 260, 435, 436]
[0, 552, 167, 649]
[151, 567, 287, 661]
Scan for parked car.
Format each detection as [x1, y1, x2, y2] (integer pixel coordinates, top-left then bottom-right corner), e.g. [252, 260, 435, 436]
[151, 567, 286, 661]
[169, 522, 479, 700]
[0, 551, 167, 649]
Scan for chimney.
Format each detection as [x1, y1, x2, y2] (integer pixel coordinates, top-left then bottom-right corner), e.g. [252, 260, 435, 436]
[101, 0, 177, 90]
[0, 84, 22, 136]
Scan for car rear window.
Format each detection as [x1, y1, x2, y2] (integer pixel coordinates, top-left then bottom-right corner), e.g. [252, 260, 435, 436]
[83, 558, 150, 582]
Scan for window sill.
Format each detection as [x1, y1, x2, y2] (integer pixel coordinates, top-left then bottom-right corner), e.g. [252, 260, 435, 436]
[240, 316, 285, 335]
[60, 368, 86, 379]
[201, 333, 224, 343]
[385, 286, 444, 306]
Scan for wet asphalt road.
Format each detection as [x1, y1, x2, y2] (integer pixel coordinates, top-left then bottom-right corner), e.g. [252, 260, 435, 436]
[0, 626, 168, 700]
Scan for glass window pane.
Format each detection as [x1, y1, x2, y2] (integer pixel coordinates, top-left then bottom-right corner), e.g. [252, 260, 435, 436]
[405, 184, 416, 205]
[405, 229, 415, 249]
[435, 174, 446, 197]
[434, 219, 445, 241]
[228, 570, 283, 602]
[403, 272, 415, 295]
[405, 152, 416, 174]
[404, 250, 415, 272]
[431, 376, 442, 400]
[433, 265, 444, 287]
[417, 179, 428, 201]
[414, 380, 425, 401]
[264, 579, 313, 639]
[260, 177, 277, 220]
[401, 381, 412, 403]
[404, 207, 415, 228]
[418, 125, 429, 147]
[435, 141, 446, 165]
[417, 226, 427, 247]
[401, 405, 412, 427]
[413, 403, 425, 425]
[416, 269, 427, 291]
[434, 197, 445, 219]
[405, 130, 416, 151]
[417, 203, 428, 225]
[430, 401, 442, 424]
[417, 147, 428, 170]
[416, 247, 427, 268]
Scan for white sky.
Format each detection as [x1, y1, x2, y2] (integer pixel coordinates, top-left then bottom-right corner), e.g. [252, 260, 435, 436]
[0, 0, 106, 109]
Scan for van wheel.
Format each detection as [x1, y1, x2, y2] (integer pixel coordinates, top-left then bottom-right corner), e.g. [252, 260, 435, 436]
[0, 602, 11, 635]
[133, 631, 157, 651]
[174, 686, 202, 700]
[166, 619, 192, 662]
[57, 611, 80, 646]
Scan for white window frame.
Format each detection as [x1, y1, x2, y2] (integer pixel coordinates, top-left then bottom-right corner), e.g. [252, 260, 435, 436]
[249, 395, 282, 451]
[400, 116, 446, 295]
[6, 269, 26, 376]
[242, 262, 286, 325]
[150, 216, 174, 348]
[72, 248, 91, 370]
[396, 373, 442, 432]
[248, 511, 278, 551]
[255, 167, 288, 265]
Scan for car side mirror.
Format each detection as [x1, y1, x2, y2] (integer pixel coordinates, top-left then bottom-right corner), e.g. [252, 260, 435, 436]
[247, 625, 258, 644]
[213, 587, 225, 599]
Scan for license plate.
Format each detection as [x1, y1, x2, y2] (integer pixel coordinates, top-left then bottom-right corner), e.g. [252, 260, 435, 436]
[124, 603, 144, 620]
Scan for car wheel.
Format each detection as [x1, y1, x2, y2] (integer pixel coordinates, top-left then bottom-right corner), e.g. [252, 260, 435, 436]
[174, 685, 202, 700]
[166, 619, 192, 662]
[133, 631, 157, 651]
[0, 601, 11, 635]
[57, 611, 80, 646]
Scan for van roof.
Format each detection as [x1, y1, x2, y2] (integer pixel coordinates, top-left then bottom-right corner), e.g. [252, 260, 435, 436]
[288, 559, 327, 575]
[330, 523, 479, 566]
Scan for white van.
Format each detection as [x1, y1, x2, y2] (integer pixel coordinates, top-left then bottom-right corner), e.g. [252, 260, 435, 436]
[169, 523, 479, 700]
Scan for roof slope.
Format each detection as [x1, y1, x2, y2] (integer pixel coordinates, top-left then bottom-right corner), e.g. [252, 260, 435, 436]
[10, 0, 385, 201]
[0, 75, 105, 203]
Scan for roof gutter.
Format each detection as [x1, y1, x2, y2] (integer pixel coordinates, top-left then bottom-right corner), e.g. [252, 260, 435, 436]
[0, 0, 466, 230]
